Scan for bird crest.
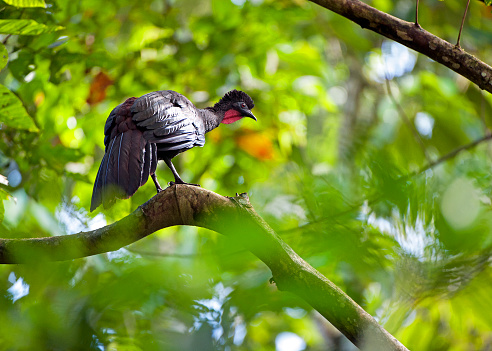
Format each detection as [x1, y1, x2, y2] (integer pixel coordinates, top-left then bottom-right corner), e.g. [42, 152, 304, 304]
[215, 89, 255, 110]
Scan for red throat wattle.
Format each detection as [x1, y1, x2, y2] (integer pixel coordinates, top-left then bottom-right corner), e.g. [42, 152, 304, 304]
[221, 109, 243, 124]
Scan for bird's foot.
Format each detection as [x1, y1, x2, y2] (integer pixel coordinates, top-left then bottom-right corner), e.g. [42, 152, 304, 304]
[151, 173, 164, 193]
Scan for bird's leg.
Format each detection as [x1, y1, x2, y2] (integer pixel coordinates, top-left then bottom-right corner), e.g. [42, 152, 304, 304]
[164, 157, 185, 184]
[151, 173, 164, 193]
[164, 157, 200, 187]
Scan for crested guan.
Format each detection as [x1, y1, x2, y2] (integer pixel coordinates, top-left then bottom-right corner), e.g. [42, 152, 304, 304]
[90, 89, 256, 211]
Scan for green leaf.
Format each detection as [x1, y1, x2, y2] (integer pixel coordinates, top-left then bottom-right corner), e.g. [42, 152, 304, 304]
[0, 84, 38, 131]
[8, 50, 34, 81]
[212, 0, 241, 28]
[0, 187, 8, 224]
[0, 196, 4, 224]
[0, 44, 7, 70]
[2, 0, 46, 7]
[0, 19, 63, 35]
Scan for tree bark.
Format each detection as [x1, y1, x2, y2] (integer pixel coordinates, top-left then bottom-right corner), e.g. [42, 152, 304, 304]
[308, 0, 492, 94]
[0, 185, 408, 351]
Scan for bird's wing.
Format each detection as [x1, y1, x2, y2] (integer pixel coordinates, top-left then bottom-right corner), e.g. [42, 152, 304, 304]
[131, 91, 206, 151]
[91, 91, 207, 211]
[91, 97, 158, 211]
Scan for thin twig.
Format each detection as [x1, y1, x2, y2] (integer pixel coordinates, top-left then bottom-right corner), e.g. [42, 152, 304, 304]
[278, 195, 381, 234]
[308, 0, 492, 94]
[415, 0, 421, 28]
[2, 34, 12, 45]
[418, 133, 492, 173]
[385, 78, 432, 163]
[280, 133, 492, 234]
[456, 0, 471, 48]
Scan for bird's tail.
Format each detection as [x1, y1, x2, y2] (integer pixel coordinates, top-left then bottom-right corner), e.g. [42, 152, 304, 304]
[90, 129, 157, 211]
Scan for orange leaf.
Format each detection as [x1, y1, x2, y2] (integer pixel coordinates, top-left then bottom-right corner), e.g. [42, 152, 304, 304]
[87, 72, 113, 105]
[236, 132, 274, 160]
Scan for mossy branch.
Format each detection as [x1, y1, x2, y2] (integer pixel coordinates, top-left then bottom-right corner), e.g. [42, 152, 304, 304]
[0, 185, 408, 350]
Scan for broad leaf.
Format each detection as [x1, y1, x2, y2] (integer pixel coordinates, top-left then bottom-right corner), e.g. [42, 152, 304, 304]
[0, 84, 38, 131]
[2, 0, 46, 7]
[8, 50, 34, 81]
[0, 44, 7, 70]
[0, 19, 63, 35]
[0, 187, 8, 224]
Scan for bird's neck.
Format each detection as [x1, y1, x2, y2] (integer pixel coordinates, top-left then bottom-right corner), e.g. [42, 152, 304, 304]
[199, 107, 226, 133]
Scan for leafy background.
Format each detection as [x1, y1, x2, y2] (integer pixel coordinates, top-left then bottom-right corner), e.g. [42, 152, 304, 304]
[1, 0, 492, 350]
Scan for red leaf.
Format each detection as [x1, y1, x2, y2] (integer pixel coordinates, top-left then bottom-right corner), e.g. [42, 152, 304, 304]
[87, 71, 113, 105]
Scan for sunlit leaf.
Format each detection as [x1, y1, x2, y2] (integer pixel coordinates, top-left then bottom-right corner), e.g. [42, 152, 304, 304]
[0, 44, 7, 70]
[0, 195, 4, 223]
[0, 0, 492, 349]
[236, 132, 274, 160]
[0, 187, 8, 224]
[0, 84, 38, 131]
[2, 0, 46, 7]
[0, 19, 63, 35]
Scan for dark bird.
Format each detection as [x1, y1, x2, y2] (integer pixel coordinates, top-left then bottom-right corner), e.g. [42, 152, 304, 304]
[90, 89, 256, 211]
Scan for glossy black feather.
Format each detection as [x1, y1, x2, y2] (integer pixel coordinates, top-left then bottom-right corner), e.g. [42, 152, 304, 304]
[150, 143, 158, 175]
[141, 142, 151, 187]
[90, 89, 255, 211]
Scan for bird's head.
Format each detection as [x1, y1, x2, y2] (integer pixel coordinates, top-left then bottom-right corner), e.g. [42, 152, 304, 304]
[215, 89, 256, 124]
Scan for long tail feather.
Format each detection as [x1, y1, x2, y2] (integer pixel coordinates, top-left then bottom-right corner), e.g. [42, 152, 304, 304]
[90, 129, 153, 211]
[90, 152, 108, 211]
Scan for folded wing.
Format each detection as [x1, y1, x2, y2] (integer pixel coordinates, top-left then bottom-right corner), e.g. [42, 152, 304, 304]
[90, 91, 205, 211]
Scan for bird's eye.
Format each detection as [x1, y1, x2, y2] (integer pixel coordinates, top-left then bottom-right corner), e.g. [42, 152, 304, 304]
[241, 103, 247, 108]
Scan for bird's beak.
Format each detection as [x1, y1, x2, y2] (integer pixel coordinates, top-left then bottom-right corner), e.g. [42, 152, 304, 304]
[245, 110, 257, 121]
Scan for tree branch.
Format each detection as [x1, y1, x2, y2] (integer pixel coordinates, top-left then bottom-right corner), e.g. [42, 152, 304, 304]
[0, 185, 408, 351]
[309, 0, 492, 94]
[418, 133, 492, 173]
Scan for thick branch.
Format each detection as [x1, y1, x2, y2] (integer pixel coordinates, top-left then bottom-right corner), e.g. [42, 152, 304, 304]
[309, 0, 492, 94]
[0, 185, 408, 351]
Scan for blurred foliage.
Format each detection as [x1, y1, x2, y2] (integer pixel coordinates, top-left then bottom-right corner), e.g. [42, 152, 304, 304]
[1, 0, 492, 349]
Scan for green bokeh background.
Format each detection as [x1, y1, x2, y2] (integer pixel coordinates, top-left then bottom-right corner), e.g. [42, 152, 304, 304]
[1, 0, 492, 349]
